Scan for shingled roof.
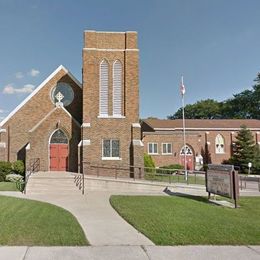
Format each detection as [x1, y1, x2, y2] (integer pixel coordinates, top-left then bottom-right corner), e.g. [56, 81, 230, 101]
[142, 119, 260, 130]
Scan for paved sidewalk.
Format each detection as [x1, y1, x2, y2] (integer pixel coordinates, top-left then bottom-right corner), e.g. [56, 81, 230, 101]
[0, 245, 259, 260]
[0, 191, 154, 246]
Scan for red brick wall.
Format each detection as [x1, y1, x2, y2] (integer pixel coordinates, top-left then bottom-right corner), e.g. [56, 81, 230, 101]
[142, 129, 260, 169]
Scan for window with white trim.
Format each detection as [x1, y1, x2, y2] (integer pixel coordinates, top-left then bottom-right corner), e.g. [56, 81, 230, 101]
[162, 143, 172, 154]
[148, 143, 158, 154]
[215, 134, 225, 154]
[99, 60, 109, 116]
[113, 60, 122, 116]
[102, 139, 120, 158]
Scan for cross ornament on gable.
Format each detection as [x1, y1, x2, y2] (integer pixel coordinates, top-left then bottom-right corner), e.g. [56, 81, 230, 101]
[55, 91, 64, 103]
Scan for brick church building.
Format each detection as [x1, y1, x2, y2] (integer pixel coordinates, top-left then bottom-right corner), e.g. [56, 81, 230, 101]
[0, 30, 259, 174]
[0, 31, 143, 175]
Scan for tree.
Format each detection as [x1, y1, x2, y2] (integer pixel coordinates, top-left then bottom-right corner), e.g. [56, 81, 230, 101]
[168, 72, 260, 119]
[231, 125, 255, 173]
[168, 99, 221, 119]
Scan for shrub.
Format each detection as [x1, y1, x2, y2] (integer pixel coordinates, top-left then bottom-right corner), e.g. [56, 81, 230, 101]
[12, 160, 25, 176]
[0, 161, 12, 182]
[158, 164, 184, 174]
[144, 153, 155, 173]
[5, 174, 23, 183]
[160, 164, 184, 170]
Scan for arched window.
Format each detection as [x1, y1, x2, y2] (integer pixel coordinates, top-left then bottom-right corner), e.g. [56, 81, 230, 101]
[180, 145, 193, 155]
[99, 59, 109, 116]
[215, 134, 225, 154]
[50, 129, 68, 144]
[113, 60, 122, 116]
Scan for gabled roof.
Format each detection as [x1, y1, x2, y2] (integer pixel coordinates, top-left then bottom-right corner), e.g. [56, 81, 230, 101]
[142, 119, 260, 131]
[0, 65, 82, 127]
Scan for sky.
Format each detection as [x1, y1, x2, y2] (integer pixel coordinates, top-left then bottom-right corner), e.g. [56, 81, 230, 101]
[0, 0, 260, 121]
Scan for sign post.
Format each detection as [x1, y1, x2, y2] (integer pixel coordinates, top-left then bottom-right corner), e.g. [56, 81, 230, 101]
[206, 164, 239, 208]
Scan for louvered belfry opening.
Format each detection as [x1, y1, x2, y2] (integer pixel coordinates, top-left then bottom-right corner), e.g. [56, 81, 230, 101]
[99, 59, 109, 116]
[113, 60, 122, 116]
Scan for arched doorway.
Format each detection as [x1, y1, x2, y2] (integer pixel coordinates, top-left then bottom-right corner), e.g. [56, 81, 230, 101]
[49, 129, 69, 171]
[180, 145, 194, 170]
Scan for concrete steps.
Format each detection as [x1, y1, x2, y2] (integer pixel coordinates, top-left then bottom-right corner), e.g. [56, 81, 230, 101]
[26, 171, 82, 195]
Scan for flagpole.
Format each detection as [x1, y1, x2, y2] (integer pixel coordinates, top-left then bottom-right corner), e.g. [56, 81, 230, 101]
[181, 76, 188, 181]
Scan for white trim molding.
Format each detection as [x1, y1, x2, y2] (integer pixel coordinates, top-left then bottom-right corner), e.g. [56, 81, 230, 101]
[82, 123, 91, 128]
[78, 140, 91, 147]
[0, 129, 7, 133]
[132, 140, 144, 146]
[0, 142, 6, 148]
[102, 157, 122, 161]
[29, 106, 80, 132]
[0, 65, 82, 127]
[84, 48, 139, 52]
[153, 127, 260, 131]
[25, 143, 30, 150]
[97, 115, 126, 119]
[132, 123, 141, 128]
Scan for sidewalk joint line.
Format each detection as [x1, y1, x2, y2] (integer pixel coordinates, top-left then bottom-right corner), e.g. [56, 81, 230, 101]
[247, 245, 260, 255]
[141, 245, 151, 260]
[22, 246, 30, 260]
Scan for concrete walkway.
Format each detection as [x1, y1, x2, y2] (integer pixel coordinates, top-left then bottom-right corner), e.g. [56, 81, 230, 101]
[0, 245, 259, 260]
[0, 190, 154, 246]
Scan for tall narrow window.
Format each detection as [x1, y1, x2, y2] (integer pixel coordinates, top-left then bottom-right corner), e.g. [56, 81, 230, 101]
[215, 134, 225, 154]
[113, 60, 122, 116]
[99, 60, 109, 116]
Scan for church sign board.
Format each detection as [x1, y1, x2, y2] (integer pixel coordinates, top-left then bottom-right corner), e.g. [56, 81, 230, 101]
[206, 164, 239, 208]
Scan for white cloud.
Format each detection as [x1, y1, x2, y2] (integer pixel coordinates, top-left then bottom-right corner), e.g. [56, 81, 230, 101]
[15, 72, 24, 79]
[3, 84, 35, 94]
[29, 68, 40, 77]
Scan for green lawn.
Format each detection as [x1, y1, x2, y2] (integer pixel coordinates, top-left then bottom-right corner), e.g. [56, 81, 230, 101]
[0, 182, 20, 191]
[110, 195, 260, 245]
[145, 173, 205, 185]
[0, 195, 88, 246]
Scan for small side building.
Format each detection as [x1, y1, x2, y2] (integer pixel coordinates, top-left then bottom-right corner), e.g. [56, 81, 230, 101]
[141, 119, 260, 170]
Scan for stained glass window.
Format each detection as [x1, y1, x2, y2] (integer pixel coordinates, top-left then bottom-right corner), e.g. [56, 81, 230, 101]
[215, 134, 225, 154]
[50, 129, 68, 144]
[102, 139, 120, 158]
[180, 145, 193, 155]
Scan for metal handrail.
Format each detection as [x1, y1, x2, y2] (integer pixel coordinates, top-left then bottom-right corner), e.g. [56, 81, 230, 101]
[82, 162, 206, 185]
[74, 173, 84, 195]
[23, 158, 40, 194]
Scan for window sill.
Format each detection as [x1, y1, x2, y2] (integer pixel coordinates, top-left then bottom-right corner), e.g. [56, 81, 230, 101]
[102, 157, 122, 161]
[162, 153, 173, 155]
[98, 115, 126, 119]
[148, 153, 159, 155]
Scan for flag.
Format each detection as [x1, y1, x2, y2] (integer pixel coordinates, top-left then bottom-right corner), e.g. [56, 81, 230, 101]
[180, 77, 185, 96]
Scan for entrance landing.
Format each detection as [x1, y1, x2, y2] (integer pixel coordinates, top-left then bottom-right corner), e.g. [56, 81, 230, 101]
[26, 171, 79, 195]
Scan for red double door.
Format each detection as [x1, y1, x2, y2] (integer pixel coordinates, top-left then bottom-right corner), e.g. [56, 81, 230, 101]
[180, 155, 193, 170]
[50, 144, 68, 171]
